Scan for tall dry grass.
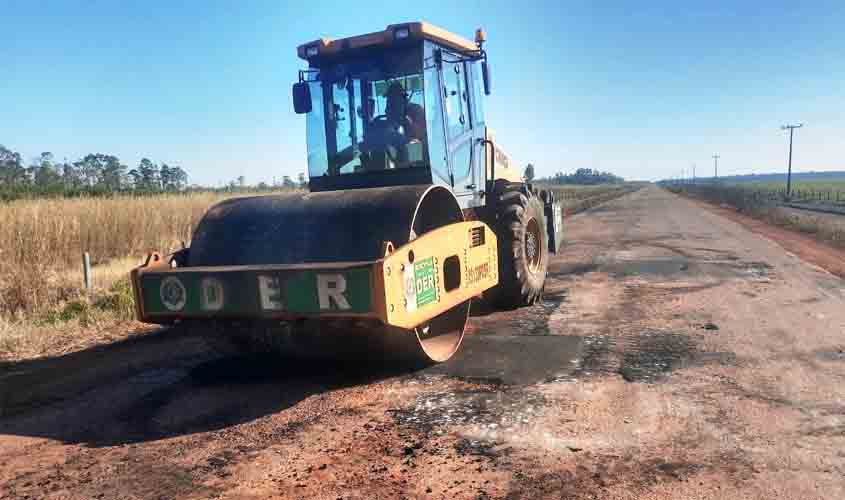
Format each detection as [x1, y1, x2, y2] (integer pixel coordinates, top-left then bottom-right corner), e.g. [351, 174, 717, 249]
[0, 192, 263, 319]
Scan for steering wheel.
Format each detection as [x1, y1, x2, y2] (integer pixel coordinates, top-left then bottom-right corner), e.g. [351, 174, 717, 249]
[362, 114, 408, 157]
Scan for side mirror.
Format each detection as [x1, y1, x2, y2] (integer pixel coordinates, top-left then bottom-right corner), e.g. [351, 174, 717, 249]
[292, 82, 312, 114]
[481, 61, 491, 95]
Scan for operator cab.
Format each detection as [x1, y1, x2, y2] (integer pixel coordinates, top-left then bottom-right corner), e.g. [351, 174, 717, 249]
[294, 22, 492, 203]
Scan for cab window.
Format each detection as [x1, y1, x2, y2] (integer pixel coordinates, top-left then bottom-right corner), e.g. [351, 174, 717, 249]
[443, 57, 470, 139]
[469, 61, 485, 126]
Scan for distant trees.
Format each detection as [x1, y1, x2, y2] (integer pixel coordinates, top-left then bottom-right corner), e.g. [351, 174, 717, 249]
[1, 143, 307, 200]
[0, 144, 190, 200]
[0, 145, 26, 186]
[524, 163, 535, 182]
[31, 152, 61, 187]
[127, 158, 188, 191]
[541, 168, 624, 185]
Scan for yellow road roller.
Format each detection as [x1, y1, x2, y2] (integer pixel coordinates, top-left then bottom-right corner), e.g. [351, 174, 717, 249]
[131, 22, 564, 364]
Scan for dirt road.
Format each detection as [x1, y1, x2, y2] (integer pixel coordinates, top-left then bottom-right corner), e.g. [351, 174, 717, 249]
[3, 186, 845, 499]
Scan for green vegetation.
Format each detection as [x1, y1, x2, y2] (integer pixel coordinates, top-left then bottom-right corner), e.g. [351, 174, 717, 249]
[0, 143, 308, 201]
[666, 183, 845, 248]
[0, 145, 188, 200]
[736, 179, 845, 191]
[546, 184, 642, 214]
[539, 168, 625, 186]
[663, 180, 845, 207]
[725, 180, 845, 206]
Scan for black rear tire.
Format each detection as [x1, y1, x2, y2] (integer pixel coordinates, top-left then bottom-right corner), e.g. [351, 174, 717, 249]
[488, 182, 549, 308]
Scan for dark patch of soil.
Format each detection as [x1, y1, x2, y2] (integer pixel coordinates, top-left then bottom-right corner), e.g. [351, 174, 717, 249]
[454, 438, 505, 460]
[502, 453, 745, 500]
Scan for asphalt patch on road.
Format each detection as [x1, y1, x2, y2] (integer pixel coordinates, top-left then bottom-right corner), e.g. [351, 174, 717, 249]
[422, 334, 582, 386]
[548, 262, 600, 277]
[565, 331, 736, 383]
[815, 348, 845, 362]
[623, 333, 735, 383]
[603, 257, 693, 278]
[472, 288, 569, 336]
[554, 334, 616, 382]
[618, 331, 697, 382]
[594, 252, 774, 284]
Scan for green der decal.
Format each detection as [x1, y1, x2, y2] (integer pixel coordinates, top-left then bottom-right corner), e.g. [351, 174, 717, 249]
[140, 267, 371, 316]
[414, 257, 437, 308]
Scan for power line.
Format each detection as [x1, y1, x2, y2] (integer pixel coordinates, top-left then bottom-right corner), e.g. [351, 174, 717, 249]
[781, 123, 803, 199]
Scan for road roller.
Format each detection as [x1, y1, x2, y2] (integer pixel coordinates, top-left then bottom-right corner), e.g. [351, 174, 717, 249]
[130, 22, 564, 364]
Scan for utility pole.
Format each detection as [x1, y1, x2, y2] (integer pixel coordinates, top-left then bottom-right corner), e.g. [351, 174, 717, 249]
[692, 163, 696, 184]
[712, 154, 720, 181]
[781, 123, 803, 199]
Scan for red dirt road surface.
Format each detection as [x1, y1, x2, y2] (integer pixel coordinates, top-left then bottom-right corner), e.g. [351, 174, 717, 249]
[2, 186, 845, 499]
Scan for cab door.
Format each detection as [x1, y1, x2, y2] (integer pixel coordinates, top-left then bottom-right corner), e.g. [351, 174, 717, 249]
[441, 54, 475, 206]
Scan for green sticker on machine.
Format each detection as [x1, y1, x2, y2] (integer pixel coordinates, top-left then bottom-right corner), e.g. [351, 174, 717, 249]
[414, 257, 437, 308]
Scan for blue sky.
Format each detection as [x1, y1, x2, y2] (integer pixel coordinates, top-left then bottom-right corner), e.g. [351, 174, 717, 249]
[2, 1, 843, 184]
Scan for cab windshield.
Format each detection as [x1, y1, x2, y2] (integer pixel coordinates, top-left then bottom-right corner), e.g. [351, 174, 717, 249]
[304, 47, 428, 177]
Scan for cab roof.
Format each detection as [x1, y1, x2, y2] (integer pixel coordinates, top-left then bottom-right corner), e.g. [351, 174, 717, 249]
[297, 22, 478, 62]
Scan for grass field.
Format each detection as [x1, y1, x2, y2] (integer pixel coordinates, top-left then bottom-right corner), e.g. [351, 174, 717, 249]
[0, 191, 307, 359]
[0, 192, 233, 317]
[735, 180, 845, 190]
[722, 179, 845, 206]
[544, 184, 641, 213]
[0, 185, 630, 317]
[667, 183, 845, 249]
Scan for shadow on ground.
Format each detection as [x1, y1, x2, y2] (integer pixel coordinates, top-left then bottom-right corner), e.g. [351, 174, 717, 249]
[0, 327, 415, 447]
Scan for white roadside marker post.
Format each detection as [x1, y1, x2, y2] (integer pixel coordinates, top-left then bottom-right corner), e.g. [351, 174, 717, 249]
[82, 252, 92, 291]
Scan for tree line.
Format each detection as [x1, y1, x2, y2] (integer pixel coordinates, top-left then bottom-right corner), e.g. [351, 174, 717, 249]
[537, 167, 625, 185]
[1, 144, 189, 199]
